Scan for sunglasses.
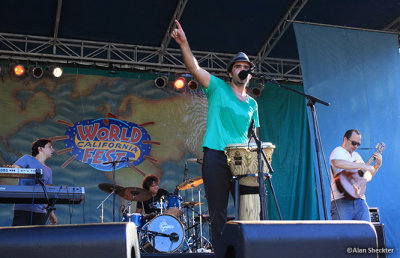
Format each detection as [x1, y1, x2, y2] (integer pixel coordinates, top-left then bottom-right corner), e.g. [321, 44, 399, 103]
[349, 140, 361, 146]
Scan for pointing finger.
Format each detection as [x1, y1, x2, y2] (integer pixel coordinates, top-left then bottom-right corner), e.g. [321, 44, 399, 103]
[175, 19, 182, 30]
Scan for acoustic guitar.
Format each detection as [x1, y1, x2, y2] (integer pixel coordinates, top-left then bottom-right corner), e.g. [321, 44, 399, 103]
[334, 142, 385, 199]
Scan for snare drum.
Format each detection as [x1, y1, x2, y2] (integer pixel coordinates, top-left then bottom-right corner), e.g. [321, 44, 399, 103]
[139, 214, 185, 253]
[225, 142, 275, 187]
[163, 194, 183, 217]
[122, 213, 146, 229]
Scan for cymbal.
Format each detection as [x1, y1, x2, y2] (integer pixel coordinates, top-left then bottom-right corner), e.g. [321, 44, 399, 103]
[182, 201, 204, 208]
[177, 176, 203, 190]
[119, 187, 152, 202]
[98, 183, 124, 195]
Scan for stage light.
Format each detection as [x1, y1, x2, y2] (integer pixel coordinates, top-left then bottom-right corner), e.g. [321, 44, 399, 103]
[188, 80, 199, 90]
[251, 83, 264, 97]
[31, 66, 44, 79]
[13, 64, 25, 77]
[51, 66, 63, 78]
[174, 77, 186, 90]
[154, 76, 168, 88]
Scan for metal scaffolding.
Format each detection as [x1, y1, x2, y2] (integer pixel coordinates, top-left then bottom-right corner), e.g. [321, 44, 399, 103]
[0, 32, 302, 81]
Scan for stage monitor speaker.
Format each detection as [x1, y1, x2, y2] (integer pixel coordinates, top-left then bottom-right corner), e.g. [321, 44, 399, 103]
[0, 222, 140, 258]
[373, 223, 387, 258]
[221, 220, 378, 258]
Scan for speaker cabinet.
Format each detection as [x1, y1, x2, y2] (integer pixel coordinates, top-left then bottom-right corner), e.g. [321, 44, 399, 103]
[0, 222, 140, 258]
[373, 223, 387, 258]
[221, 220, 378, 258]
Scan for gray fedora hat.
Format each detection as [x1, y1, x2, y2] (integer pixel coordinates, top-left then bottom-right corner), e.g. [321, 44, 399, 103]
[226, 52, 255, 72]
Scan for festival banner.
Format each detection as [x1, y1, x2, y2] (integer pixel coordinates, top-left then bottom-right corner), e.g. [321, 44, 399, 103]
[63, 118, 151, 171]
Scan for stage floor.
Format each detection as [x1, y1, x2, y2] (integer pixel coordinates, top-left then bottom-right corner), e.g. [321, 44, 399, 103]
[141, 253, 215, 258]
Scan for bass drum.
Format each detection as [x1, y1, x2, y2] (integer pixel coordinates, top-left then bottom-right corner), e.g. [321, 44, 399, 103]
[140, 214, 185, 253]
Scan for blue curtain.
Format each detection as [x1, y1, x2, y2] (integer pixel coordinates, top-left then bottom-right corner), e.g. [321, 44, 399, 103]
[294, 22, 400, 255]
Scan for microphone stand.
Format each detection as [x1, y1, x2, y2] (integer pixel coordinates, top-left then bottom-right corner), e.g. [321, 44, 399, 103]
[253, 71, 330, 220]
[102, 157, 130, 222]
[248, 128, 282, 220]
[37, 178, 58, 224]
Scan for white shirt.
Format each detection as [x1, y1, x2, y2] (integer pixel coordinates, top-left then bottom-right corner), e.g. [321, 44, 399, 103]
[330, 146, 364, 200]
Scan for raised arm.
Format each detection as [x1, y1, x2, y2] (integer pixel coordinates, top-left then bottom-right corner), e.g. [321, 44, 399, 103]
[171, 20, 211, 88]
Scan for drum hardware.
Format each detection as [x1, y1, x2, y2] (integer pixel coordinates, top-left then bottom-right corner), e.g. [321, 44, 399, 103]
[181, 186, 212, 253]
[101, 158, 132, 222]
[97, 183, 123, 223]
[178, 161, 212, 253]
[120, 202, 131, 218]
[97, 182, 151, 223]
[159, 195, 165, 214]
[232, 174, 265, 220]
[183, 220, 212, 253]
[177, 176, 204, 190]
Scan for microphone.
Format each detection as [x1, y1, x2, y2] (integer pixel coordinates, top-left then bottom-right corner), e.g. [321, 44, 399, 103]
[169, 232, 179, 242]
[238, 69, 253, 80]
[187, 158, 203, 164]
[103, 157, 136, 165]
[125, 157, 137, 162]
[247, 119, 255, 139]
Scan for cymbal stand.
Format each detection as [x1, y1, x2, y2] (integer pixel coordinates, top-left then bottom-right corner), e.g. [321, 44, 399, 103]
[198, 187, 203, 250]
[125, 201, 132, 222]
[189, 187, 210, 253]
[96, 190, 114, 223]
[102, 157, 130, 222]
[190, 187, 197, 247]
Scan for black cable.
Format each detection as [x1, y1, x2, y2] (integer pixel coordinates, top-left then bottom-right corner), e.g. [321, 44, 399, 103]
[82, 197, 86, 224]
[29, 177, 37, 226]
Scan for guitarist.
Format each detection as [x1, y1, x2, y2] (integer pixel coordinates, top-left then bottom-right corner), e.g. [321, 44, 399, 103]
[330, 129, 382, 221]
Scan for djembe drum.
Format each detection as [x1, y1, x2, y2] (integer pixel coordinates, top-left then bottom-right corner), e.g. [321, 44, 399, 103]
[225, 142, 275, 220]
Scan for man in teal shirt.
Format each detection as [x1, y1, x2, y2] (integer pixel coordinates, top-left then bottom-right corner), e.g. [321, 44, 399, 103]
[172, 20, 259, 255]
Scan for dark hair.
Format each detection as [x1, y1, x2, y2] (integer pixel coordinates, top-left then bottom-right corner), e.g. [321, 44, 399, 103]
[31, 138, 52, 156]
[344, 129, 361, 140]
[142, 175, 159, 190]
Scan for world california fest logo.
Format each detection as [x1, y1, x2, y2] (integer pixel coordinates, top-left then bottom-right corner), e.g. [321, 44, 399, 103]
[52, 116, 159, 174]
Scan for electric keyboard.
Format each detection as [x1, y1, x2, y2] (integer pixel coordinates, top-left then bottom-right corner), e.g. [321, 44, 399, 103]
[0, 185, 85, 204]
[0, 167, 43, 179]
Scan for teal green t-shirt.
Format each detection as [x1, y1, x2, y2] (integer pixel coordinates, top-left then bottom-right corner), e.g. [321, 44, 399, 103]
[202, 75, 259, 151]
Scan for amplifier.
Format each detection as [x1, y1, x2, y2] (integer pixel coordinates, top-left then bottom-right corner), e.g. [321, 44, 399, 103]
[369, 207, 380, 223]
[369, 207, 387, 258]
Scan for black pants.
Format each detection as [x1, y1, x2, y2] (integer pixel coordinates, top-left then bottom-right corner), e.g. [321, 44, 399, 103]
[12, 210, 47, 226]
[202, 148, 235, 256]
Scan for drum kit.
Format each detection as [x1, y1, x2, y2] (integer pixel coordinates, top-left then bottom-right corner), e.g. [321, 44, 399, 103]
[96, 139, 278, 254]
[98, 176, 211, 254]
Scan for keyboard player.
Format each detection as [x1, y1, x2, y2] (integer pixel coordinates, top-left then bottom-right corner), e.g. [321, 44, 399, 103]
[11, 138, 57, 226]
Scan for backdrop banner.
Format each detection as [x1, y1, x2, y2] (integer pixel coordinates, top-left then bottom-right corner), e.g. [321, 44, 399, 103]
[294, 22, 400, 254]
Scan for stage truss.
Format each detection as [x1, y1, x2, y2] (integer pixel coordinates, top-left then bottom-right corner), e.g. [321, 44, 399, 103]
[0, 32, 302, 82]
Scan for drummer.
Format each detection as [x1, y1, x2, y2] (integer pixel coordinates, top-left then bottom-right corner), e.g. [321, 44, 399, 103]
[135, 175, 169, 219]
